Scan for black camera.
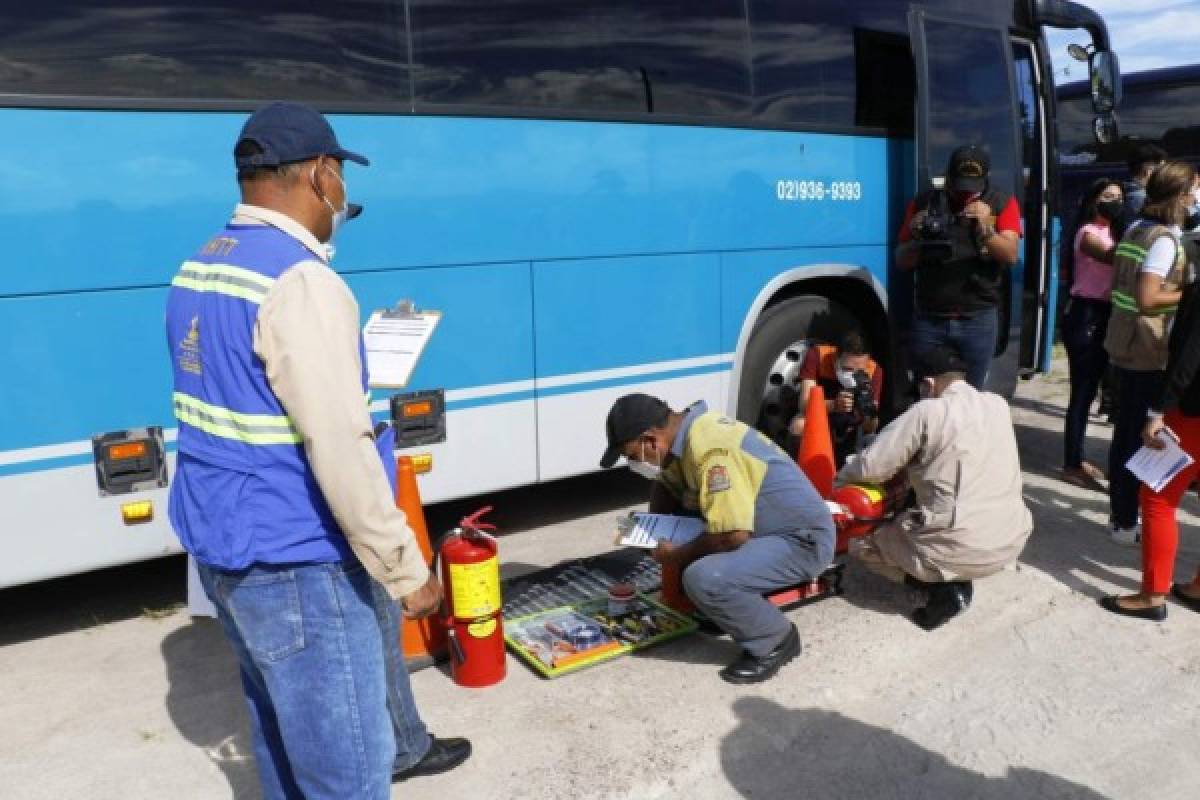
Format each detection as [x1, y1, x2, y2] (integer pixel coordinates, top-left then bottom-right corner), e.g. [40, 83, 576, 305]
[848, 369, 877, 418]
[831, 369, 877, 440]
[914, 187, 955, 263]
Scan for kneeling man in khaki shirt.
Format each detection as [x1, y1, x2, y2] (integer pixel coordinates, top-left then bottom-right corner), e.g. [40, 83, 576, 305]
[836, 345, 1033, 630]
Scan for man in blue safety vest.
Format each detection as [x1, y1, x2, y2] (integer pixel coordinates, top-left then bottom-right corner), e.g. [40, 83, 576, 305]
[165, 102, 469, 798]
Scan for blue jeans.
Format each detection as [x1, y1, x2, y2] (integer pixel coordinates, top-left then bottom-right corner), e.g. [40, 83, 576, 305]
[1061, 298, 1111, 468]
[198, 561, 430, 800]
[682, 532, 833, 657]
[1107, 368, 1165, 529]
[911, 308, 998, 389]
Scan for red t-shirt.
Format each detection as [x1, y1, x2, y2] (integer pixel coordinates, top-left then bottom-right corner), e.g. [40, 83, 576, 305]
[797, 347, 883, 409]
[897, 195, 1022, 242]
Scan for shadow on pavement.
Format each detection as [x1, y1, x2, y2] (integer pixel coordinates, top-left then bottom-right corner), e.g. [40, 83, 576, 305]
[161, 619, 260, 799]
[0, 471, 646, 648]
[720, 698, 1112, 799]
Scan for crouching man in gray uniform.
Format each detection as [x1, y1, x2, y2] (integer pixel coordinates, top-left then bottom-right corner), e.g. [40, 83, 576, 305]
[600, 393, 835, 683]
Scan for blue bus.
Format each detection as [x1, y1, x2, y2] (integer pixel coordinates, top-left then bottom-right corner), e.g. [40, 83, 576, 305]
[0, 0, 1116, 588]
[1058, 63, 1200, 225]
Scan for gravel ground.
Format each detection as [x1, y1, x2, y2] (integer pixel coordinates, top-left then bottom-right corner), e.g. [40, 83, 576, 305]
[2, 358, 1198, 799]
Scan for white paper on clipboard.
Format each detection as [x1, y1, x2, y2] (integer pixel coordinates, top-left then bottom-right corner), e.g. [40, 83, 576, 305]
[363, 308, 441, 388]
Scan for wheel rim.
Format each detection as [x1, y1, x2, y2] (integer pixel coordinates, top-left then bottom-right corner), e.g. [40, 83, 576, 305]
[758, 339, 811, 444]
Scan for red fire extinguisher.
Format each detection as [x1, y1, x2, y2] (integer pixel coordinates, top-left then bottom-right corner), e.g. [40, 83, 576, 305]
[437, 506, 506, 688]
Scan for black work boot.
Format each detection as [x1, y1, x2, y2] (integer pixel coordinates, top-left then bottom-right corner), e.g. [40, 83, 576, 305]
[912, 581, 973, 631]
[719, 624, 801, 684]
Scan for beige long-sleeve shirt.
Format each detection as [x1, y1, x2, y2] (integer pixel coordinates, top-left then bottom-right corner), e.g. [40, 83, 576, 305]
[235, 204, 431, 600]
[837, 380, 1032, 581]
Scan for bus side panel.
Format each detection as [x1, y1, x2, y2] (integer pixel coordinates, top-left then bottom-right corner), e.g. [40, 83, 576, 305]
[532, 254, 725, 482]
[0, 289, 178, 588]
[347, 262, 538, 500]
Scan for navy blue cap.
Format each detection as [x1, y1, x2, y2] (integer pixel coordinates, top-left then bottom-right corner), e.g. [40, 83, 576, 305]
[234, 102, 369, 170]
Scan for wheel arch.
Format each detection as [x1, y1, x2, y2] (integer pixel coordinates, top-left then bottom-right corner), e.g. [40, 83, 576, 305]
[727, 265, 891, 418]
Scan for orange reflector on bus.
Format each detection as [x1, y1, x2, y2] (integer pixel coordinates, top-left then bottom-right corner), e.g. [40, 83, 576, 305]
[108, 441, 147, 461]
[411, 454, 433, 474]
[121, 500, 154, 525]
[401, 400, 433, 418]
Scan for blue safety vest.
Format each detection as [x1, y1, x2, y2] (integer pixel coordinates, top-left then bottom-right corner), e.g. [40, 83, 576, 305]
[165, 223, 367, 568]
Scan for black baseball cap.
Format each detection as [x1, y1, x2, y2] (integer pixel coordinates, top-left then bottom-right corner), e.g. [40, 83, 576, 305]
[599, 393, 670, 468]
[234, 102, 369, 170]
[915, 345, 969, 378]
[946, 145, 990, 194]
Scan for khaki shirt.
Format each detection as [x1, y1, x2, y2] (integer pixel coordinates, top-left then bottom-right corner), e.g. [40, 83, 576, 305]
[837, 381, 1032, 581]
[238, 205, 430, 600]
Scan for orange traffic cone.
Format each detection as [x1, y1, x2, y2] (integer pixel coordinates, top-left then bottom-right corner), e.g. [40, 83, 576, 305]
[395, 455, 448, 669]
[796, 385, 836, 499]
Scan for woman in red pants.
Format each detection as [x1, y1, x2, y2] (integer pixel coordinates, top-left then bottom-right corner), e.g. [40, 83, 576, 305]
[1102, 262, 1200, 620]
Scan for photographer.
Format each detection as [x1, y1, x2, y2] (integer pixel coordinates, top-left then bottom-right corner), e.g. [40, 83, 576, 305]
[789, 331, 882, 466]
[895, 145, 1022, 389]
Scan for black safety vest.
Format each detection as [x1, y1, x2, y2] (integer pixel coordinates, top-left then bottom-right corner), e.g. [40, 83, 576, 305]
[913, 187, 1011, 314]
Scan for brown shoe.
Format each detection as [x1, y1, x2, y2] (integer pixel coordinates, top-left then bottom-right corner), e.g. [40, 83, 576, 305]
[1062, 466, 1105, 492]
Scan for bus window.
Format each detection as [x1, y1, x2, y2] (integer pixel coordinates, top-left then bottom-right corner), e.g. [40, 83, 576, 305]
[0, 1, 407, 104]
[918, 19, 1020, 198]
[748, 3, 913, 134]
[409, 0, 751, 118]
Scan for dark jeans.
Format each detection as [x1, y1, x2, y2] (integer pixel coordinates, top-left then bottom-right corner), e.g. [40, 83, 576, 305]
[1061, 297, 1111, 468]
[911, 307, 998, 389]
[1107, 367, 1165, 529]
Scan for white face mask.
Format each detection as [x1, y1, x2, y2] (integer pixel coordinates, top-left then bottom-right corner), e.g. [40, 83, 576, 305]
[627, 441, 662, 481]
[315, 164, 349, 243]
[837, 367, 858, 390]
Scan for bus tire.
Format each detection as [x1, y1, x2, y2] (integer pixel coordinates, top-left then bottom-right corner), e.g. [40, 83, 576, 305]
[735, 295, 861, 444]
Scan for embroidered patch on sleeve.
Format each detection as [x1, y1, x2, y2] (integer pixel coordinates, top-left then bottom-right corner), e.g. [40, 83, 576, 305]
[706, 464, 731, 493]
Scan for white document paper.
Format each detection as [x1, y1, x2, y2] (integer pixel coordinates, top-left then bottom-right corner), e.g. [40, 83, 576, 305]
[615, 513, 707, 550]
[363, 310, 440, 388]
[1126, 429, 1194, 493]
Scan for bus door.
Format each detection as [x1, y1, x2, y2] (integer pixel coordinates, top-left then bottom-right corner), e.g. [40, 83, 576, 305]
[908, 10, 1023, 395]
[1012, 38, 1053, 374]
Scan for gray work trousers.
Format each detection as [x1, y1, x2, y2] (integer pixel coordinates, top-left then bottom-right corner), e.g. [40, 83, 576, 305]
[682, 532, 832, 657]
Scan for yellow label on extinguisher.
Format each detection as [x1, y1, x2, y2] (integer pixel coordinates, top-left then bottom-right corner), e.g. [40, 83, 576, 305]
[467, 618, 498, 638]
[449, 557, 501, 618]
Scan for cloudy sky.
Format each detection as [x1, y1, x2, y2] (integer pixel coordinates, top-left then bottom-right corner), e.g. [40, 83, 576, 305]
[1045, 0, 1199, 82]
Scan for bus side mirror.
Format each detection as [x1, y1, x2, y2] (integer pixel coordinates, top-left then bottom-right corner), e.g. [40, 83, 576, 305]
[1089, 50, 1121, 114]
[1093, 113, 1118, 145]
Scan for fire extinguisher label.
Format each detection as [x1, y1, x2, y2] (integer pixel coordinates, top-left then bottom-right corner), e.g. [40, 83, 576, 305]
[449, 557, 501, 617]
[467, 618, 498, 638]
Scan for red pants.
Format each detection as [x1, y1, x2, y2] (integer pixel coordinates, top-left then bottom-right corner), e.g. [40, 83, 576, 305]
[1138, 410, 1200, 594]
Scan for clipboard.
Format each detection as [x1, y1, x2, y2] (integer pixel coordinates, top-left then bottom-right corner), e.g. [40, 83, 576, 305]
[363, 300, 441, 389]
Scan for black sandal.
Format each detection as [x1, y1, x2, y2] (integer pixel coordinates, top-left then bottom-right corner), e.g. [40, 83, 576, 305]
[1100, 595, 1167, 621]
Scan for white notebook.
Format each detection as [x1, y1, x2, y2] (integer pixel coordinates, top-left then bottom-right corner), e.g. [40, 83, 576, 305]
[1126, 428, 1194, 493]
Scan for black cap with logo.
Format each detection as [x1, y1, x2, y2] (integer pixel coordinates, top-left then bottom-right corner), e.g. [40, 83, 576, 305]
[599, 393, 670, 468]
[946, 145, 990, 194]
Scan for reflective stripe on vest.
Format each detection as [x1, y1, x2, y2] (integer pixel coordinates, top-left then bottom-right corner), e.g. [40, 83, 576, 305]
[173, 391, 303, 445]
[171, 261, 277, 305]
[1110, 289, 1177, 316]
[1113, 242, 1148, 264]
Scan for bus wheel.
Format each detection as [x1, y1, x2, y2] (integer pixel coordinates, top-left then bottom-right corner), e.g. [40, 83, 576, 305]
[736, 295, 860, 445]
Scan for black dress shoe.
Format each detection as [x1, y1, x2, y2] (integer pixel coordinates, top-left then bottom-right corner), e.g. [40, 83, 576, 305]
[1099, 595, 1167, 621]
[393, 736, 472, 782]
[912, 581, 973, 631]
[1171, 584, 1200, 613]
[719, 624, 800, 685]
